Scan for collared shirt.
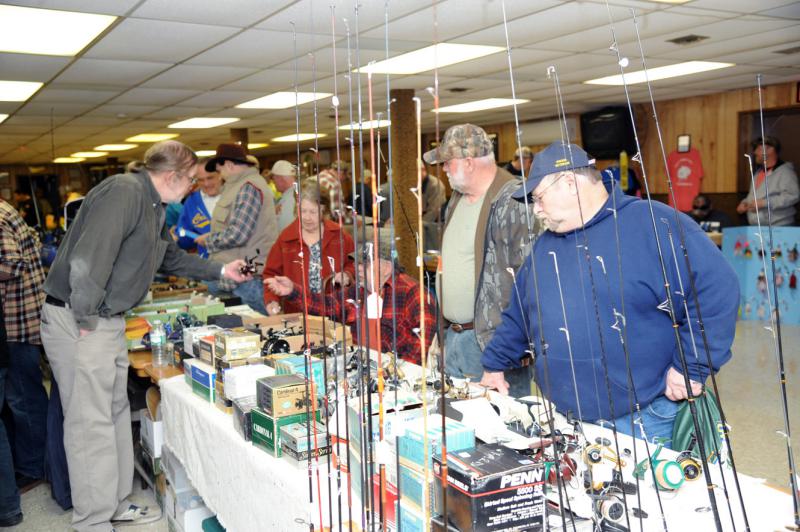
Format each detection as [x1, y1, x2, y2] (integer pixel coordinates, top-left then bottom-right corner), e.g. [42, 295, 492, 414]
[287, 272, 436, 365]
[0, 200, 45, 344]
[44, 170, 222, 330]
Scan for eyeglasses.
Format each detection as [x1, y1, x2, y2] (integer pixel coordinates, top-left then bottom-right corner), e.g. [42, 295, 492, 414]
[531, 173, 565, 206]
[175, 169, 197, 185]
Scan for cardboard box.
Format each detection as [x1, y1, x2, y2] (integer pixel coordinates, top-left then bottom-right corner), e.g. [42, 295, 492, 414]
[232, 395, 258, 441]
[189, 360, 216, 389]
[256, 374, 317, 418]
[214, 330, 261, 361]
[274, 355, 325, 396]
[398, 500, 426, 532]
[398, 415, 474, 472]
[221, 364, 274, 400]
[191, 379, 215, 403]
[250, 408, 313, 457]
[399, 464, 436, 511]
[140, 409, 164, 459]
[347, 393, 424, 460]
[197, 337, 215, 364]
[161, 446, 191, 492]
[243, 312, 303, 329]
[214, 380, 232, 414]
[432, 443, 546, 532]
[281, 443, 332, 466]
[182, 325, 222, 357]
[280, 420, 329, 453]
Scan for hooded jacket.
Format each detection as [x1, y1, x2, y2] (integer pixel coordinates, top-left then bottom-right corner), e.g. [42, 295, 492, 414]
[481, 188, 739, 421]
[743, 160, 799, 227]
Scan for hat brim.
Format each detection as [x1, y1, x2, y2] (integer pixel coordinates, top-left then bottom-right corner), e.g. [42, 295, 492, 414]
[511, 176, 545, 200]
[422, 146, 447, 165]
[204, 156, 253, 172]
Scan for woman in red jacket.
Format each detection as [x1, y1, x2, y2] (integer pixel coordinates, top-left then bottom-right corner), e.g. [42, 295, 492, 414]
[262, 179, 355, 315]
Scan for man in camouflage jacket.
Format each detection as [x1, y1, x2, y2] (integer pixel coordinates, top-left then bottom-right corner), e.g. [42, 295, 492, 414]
[424, 124, 539, 396]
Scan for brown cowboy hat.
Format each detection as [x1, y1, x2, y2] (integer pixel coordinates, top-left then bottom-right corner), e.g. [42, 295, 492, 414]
[204, 143, 253, 171]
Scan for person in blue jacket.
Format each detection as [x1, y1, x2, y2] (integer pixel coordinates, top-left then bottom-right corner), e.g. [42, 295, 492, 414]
[480, 141, 739, 444]
[175, 161, 222, 258]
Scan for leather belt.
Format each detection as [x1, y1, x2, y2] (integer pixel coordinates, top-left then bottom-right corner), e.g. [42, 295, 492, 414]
[448, 322, 474, 333]
[45, 295, 68, 308]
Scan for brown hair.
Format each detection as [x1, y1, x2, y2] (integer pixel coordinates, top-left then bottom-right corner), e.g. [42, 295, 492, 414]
[144, 140, 198, 175]
[299, 178, 330, 216]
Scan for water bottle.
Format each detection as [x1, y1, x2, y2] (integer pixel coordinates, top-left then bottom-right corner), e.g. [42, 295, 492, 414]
[151, 320, 168, 368]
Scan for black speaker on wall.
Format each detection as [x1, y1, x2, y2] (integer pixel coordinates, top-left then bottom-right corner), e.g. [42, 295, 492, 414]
[580, 106, 636, 160]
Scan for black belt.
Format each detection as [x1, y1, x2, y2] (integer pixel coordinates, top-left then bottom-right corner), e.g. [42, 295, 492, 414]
[448, 322, 474, 333]
[45, 295, 68, 308]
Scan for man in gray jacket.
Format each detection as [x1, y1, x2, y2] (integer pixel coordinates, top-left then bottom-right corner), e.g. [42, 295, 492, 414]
[424, 124, 539, 397]
[737, 135, 798, 226]
[41, 141, 250, 532]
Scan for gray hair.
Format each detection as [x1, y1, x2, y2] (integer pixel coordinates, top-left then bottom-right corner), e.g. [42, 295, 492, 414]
[144, 140, 198, 175]
[299, 178, 330, 215]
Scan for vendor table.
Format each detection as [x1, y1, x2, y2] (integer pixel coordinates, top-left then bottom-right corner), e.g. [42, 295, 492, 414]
[160, 375, 795, 531]
[129, 350, 183, 383]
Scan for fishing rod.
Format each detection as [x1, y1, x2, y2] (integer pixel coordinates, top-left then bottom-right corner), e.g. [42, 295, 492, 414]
[602, 6, 723, 530]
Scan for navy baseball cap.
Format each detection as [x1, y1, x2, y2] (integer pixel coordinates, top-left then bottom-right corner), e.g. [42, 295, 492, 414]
[512, 141, 595, 200]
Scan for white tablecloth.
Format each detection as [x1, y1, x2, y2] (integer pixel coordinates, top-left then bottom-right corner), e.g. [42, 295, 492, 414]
[160, 376, 347, 532]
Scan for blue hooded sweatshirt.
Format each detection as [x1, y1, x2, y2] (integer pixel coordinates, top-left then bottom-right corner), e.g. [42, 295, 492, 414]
[481, 187, 739, 422]
[176, 191, 212, 258]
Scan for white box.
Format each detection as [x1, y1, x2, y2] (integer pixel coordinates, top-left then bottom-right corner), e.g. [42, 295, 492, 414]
[223, 364, 275, 400]
[182, 325, 222, 356]
[140, 410, 164, 459]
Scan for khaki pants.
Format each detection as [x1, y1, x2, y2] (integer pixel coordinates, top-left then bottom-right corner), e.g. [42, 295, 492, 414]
[40, 303, 133, 532]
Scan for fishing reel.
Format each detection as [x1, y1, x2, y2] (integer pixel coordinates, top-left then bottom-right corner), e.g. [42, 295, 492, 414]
[676, 451, 702, 481]
[593, 487, 629, 531]
[583, 437, 635, 494]
[239, 248, 263, 276]
[633, 439, 685, 492]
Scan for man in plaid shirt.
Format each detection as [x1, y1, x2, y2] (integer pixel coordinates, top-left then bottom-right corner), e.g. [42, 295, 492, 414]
[265, 234, 435, 365]
[0, 199, 49, 492]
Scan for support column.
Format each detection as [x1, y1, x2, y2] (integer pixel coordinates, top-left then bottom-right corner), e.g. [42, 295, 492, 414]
[230, 128, 249, 149]
[389, 89, 419, 276]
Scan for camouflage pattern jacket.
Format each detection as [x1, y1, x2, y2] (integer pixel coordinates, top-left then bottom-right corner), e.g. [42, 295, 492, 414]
[443, 167, 539, 350]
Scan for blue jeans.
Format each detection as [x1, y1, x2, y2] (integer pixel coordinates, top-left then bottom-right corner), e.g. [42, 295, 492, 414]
[207, 278, 267, 315]
[0, 367, 21, 520]
[5, 343, 48, 479]
[444, 328, 532, 398]
[610, 395, 680, 448]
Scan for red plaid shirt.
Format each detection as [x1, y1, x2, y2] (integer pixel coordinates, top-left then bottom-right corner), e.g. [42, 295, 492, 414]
[288, 272, 436, 365]
[0, 200, 45, 344]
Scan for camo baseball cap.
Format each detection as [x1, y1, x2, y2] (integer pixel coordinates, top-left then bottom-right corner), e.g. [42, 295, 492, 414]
[422, 123, 493, 164]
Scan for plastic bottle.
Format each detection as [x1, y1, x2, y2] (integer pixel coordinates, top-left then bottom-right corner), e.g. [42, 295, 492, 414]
[151, 320, 168, 368]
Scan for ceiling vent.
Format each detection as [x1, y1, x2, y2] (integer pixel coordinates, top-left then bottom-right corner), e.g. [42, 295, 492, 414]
[447, 87, 469, 93]
[666, 34, 709, 45]
[774, 45, 800, 55]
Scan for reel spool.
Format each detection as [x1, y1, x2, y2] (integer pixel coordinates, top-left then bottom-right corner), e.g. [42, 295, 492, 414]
[677, 452, 702, 481]
[598, 495, 626, 523]
[262, 336, 290, 356]
[653, 458, 684, 491]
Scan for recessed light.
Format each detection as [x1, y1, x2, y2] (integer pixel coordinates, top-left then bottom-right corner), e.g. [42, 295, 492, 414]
[195, 150, 217, 157]
[0, 5, 116, 56]
[338, 120, 391, 131]
[433, 98, 529, 114]
[271, 133, 328, 142]
[584, 61, 735, 85]
[248, 143, 269, 149]
[94, 144, 138, 151]
[53, 157, 85, 163]
[0, 80, 43, 102]
[125, 133, 179, 142]
[0, 114, 7, 125]
[357, 43, 504, 75]
[71, 151, 108, 158]
[236, 92, 332, 110]
[168, 117, 240, 129]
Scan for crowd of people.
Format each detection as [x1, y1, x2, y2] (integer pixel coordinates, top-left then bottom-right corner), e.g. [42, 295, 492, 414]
[0, 127, 796, 531]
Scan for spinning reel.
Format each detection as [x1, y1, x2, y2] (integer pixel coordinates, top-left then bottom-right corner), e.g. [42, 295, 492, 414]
[239, 248, 263, 276]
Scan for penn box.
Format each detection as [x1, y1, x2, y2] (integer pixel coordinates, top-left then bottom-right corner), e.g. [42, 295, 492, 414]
[250, 407, 319, 457]
[432, 443, 546, 532]
[255, 374, 317, 418]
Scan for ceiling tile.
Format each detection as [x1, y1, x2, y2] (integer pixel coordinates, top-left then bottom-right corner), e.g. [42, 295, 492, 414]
[131, 0, 294, 27]
[84, 18, 241, 62]
[0, 53, 71, 82]
[4, 0, 140, 16]
[140, 64, 258, 90]
[110, 87, 201, 106]
[53, 58, 171, 87]
[187, 29, 317, 68]
[33, 87, 120, 103]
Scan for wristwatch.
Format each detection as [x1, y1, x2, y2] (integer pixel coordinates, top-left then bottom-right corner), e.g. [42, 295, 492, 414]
[220, 264, 226, 279]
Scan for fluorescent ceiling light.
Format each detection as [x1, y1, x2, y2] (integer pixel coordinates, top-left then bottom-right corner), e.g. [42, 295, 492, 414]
[271, 133, 328, 142]
[584, 61, 735, 86]
[358, 43, 504, 75]
[0, 114, 7, 125]
[168, 117, 240, 129]
[248, 143, 269, 149]
[236, 91, 332, 109]
[195, 150, 217, 157]
[433, 98, 529, 114]
[125, 133, 179, 142]
[0, 80, 43, 102]
[71, 151, 108, 158]
[94, 144, 137, 151]
[53, 157, 85, 163]
[338, 120, 391, 131]
[0, 5, 116, 56]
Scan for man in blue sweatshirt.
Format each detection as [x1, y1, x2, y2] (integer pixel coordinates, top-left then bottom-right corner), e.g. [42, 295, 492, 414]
[176, 161, 221, 258]
[480, 141, 739, 444]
